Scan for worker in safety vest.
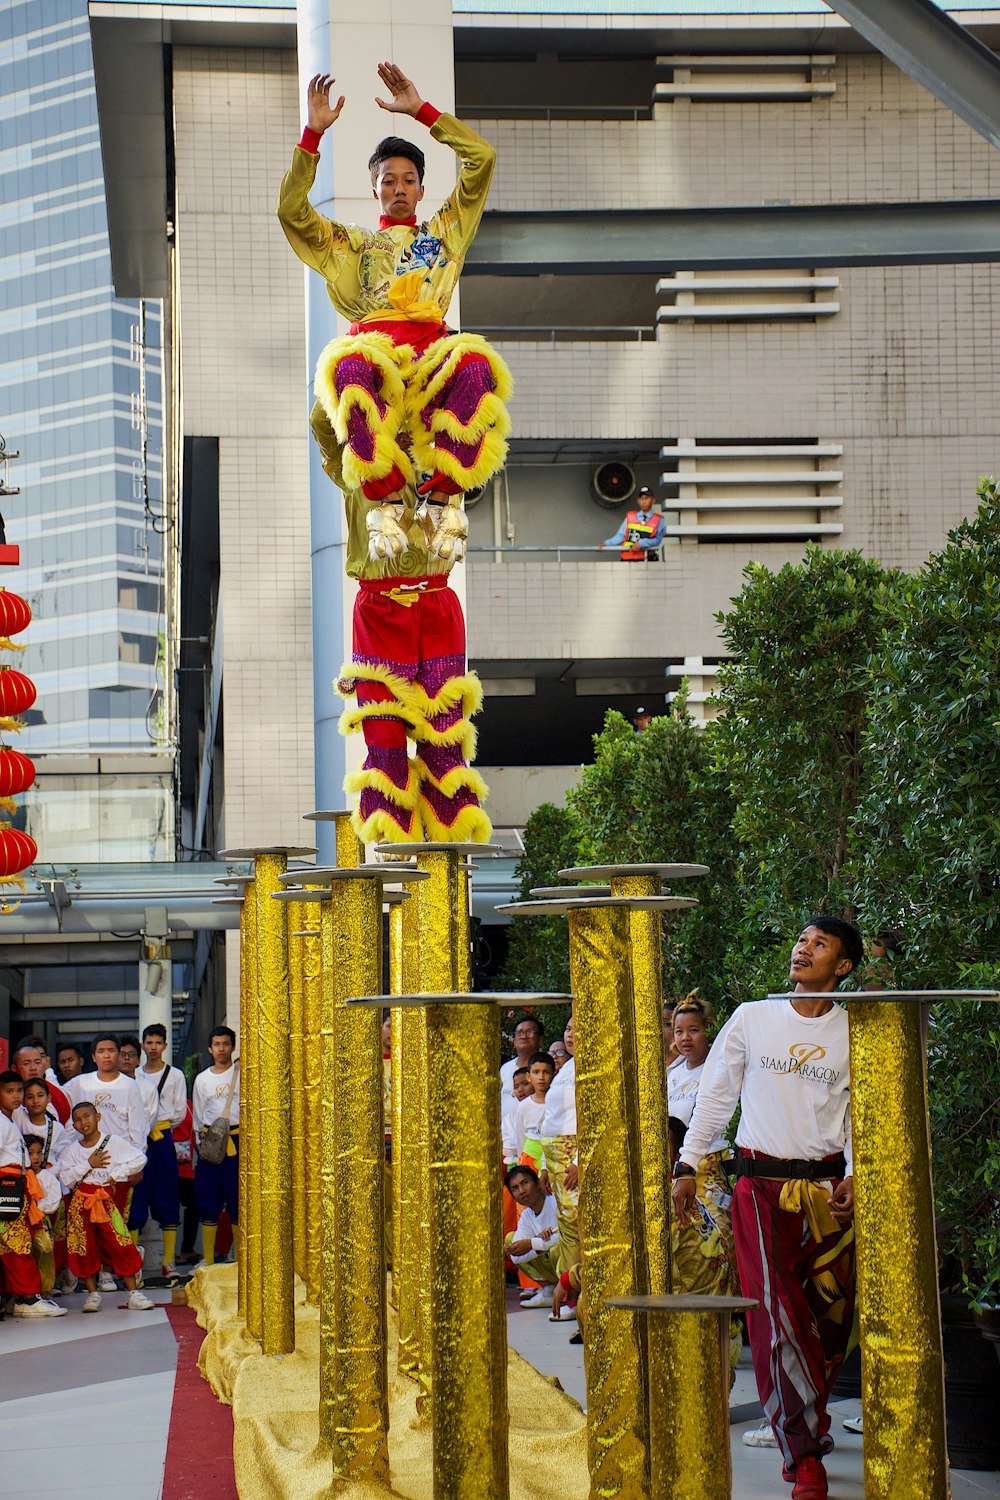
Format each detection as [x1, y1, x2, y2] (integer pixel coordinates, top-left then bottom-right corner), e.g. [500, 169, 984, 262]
[599, 486, 663, 561]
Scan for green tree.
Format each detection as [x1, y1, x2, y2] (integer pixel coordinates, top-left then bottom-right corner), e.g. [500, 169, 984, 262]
[712, 545, 902, 997]
[853, 478, 1000, 982]
[496, 801, 578, 1001]
[566, 692, 738, 1008]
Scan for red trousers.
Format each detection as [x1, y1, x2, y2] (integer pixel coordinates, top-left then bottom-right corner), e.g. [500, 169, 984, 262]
[731, 1171, 856, 1467]
[67, 1187, 143, 1280]
[0, 1245, 41, 1295]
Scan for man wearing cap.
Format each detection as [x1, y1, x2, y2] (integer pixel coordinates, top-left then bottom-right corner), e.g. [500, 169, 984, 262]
[599, 486, 663, 561]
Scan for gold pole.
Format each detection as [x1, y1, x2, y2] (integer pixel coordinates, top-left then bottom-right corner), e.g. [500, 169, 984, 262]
[610, 872, 670, 1295]
[417, 847, 509, 1500]
[243, 877, 263, 1341]
[608, 1294, 755, 1500]
[301, 905, 323, 1306]
[318, 894, 339, 1450]
[287, 902, 307, 1287]
[326, 871, 390, 1482]
[568, 904, 650, 1498]
[237, 881, 252, 1321]
[397, 885, 427, 1396]
[848, 999, 949, 1499]
[389, 899, 404, 1312]
[255, 851, 294, 1356]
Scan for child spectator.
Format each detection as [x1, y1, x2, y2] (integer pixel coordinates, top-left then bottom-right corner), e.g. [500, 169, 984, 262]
[501, 1066, 532, 1167]
[12, 1038, 71, 1123]
[22, 1135, 62, 1295]
[0, 1070, 66, 1316]
[503, 1164, 560, 1308]
[192, 1027, 240, 1267]
[14, 1078, 72, 1171]
[514, 1051, 554, 1172]
[61, 1101, 154, 1312]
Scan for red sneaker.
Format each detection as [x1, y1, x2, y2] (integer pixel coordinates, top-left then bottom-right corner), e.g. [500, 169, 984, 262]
[792, 1456, 828, 1499]
[782, 1461, 795, 1483]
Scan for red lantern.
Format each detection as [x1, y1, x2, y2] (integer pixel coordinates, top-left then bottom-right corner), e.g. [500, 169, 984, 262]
[0, 669, 36, 716]
[0, 592, 31, 637]
[0, 748, 34, 797]
[0, 827, 36, 878]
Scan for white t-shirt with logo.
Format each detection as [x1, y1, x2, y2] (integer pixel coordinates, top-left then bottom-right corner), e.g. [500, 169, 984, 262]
[192, 1064, 240, 1134]
[63, 1073, 149, 1151]
[678, 998, 852, 1174]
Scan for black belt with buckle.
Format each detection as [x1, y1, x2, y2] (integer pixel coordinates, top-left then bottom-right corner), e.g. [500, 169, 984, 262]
[735, 1152, 846, 1182]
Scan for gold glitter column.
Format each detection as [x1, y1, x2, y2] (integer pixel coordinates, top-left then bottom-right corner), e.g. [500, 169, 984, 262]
[237, 880, 254, 1322]
[397, 887, 427, 1394]
[417, 847, 509, 1500]
[301, 907, 323, 1305]
[611, 873, 670, 1296]
[325, 872, 390, 1483]
[389, 900, 404, 1312]
[255, 852, 294, 1356]
[318, 894, 339, 1449]
[287, 904, 307, 1286]
[568, 905, 650, 1498]
[848, 999, 948, 1500]
[243, 878, 263, 1341]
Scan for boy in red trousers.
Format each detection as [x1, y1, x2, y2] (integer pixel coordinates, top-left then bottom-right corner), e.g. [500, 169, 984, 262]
[61, 1102, 155, 1313]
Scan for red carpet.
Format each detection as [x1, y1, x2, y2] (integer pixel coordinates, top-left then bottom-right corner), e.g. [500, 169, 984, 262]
[164, 1304, 239, 1499]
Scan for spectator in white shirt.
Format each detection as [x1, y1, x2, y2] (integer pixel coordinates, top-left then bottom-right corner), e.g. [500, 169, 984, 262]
[538, 1014, 579, 1275]
[503, 1164, 559, 1308]
[501, 1066, 532, 1167]
[500, 1015, 545, 1104]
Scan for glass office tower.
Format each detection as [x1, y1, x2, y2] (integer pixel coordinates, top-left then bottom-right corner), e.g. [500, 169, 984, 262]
[0, 0, 164, 751]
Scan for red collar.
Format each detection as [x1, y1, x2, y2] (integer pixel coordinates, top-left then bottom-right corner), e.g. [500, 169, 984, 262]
[379, 213, 417, 230]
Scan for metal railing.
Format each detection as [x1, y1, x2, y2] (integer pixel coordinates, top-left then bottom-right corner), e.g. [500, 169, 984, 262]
[479, 325, 655, 344]
[468, 544, 664, 564]
[460, 104, 653, 122]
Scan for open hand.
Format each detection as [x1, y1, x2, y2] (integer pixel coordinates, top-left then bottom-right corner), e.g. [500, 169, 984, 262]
[375, 62, 423, 117]
[88, 1148, 110, 1169]
[307, 73, 345, 133]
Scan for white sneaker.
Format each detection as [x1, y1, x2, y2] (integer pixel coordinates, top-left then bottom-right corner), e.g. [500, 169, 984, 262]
[127, 1289, 156, 1311]
[742, 1420, 777, 1448]
[521, 1286, 554, 1308]
[13, 1297, 68, 1318]
[549, 1304, 578, 1321]
[82, 1291, 103, 1314]
[97, 1272, 118, 1292]
[842, 1415, 863, 1434]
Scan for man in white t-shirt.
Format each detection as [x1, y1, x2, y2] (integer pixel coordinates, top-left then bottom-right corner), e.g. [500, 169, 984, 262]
[503, 1163, 559, 1307]
[672, 916, 863, 1500]
[499, 1014, 544, 1103]
[192, 1026, 240, 1267]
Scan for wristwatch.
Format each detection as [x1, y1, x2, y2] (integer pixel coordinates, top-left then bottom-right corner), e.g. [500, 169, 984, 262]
[673, 1162, 696, 1180]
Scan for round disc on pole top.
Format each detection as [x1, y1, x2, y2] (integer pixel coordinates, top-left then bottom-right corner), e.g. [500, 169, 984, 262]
[219, 845, 317, 859]
[530, 884, 611, 899]
[606, 1294, 757, 1314]
[497, 895, 699, 917]
[374, 841, 502, 858]
[347, 990, 574, 1008]
[302, 809, 355, 821]
[559, 863, 709, 881]
[279, 865, 429, 885]
[769, 989, 1000, 1004]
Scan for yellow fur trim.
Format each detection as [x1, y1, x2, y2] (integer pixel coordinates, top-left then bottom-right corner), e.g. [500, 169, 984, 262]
[351, 804, 423, 845]
[424, 393, 513, 446]
[339, 702, 421, 740]
[417, 798, 493, 845]
[416, 761, 490, 802]
[336, 662, 484, 724]
[341, 428, 414, 492]
[0, 638, 26, 653]
[410, 333, 514, 407]
[411, 717, 478, 759]
[0, 718, 24, 734]
[336, 659, 418, 705]
[414, 424, 510, 493]
[313, 331, 413, 488]
[344, 765, 421, 810]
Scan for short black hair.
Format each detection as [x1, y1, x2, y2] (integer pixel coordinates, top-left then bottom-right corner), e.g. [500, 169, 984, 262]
[142, 1023, 167, 1042]
[22, 1077, 50, 1095]
[22, 1134, 44, 1152]
[12, 1035, 46, 1057]
[527, 1051, 555, 1071]
[119, 1035, 141, 1055]
[57, 1041, 85, 1061]
[0, 1069, 22, 1087]
[92, 1032, 120, 1052]
[210, 1026, 236, 1046]
[505, 1163, 539, 1190]
[514, 1015, 544, 1037]
[368, 136, 425, 185]
[803, 915, 864, 976]
[72, 1100, 98, 1117]
[513, 1066, 530, 1080]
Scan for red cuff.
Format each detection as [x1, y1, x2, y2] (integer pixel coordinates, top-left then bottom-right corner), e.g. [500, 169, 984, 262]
[416, 102, 441, 128]
[298, 126, 323, 154]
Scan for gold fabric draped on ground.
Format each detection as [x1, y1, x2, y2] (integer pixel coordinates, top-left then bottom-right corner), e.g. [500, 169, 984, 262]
[189, 1266, 589, 1500]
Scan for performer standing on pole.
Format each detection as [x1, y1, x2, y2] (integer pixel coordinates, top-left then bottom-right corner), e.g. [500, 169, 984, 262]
[671, 917, 862, 1500]
[278, 62, 511, 844]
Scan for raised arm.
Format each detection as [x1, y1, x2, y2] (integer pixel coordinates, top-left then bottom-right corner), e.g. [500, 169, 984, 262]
[276, 73, 352, 277]
[375, 62, 495, 257]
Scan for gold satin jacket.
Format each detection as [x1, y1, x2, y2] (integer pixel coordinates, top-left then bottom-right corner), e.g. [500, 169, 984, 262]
[276, 112, 495, 322]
